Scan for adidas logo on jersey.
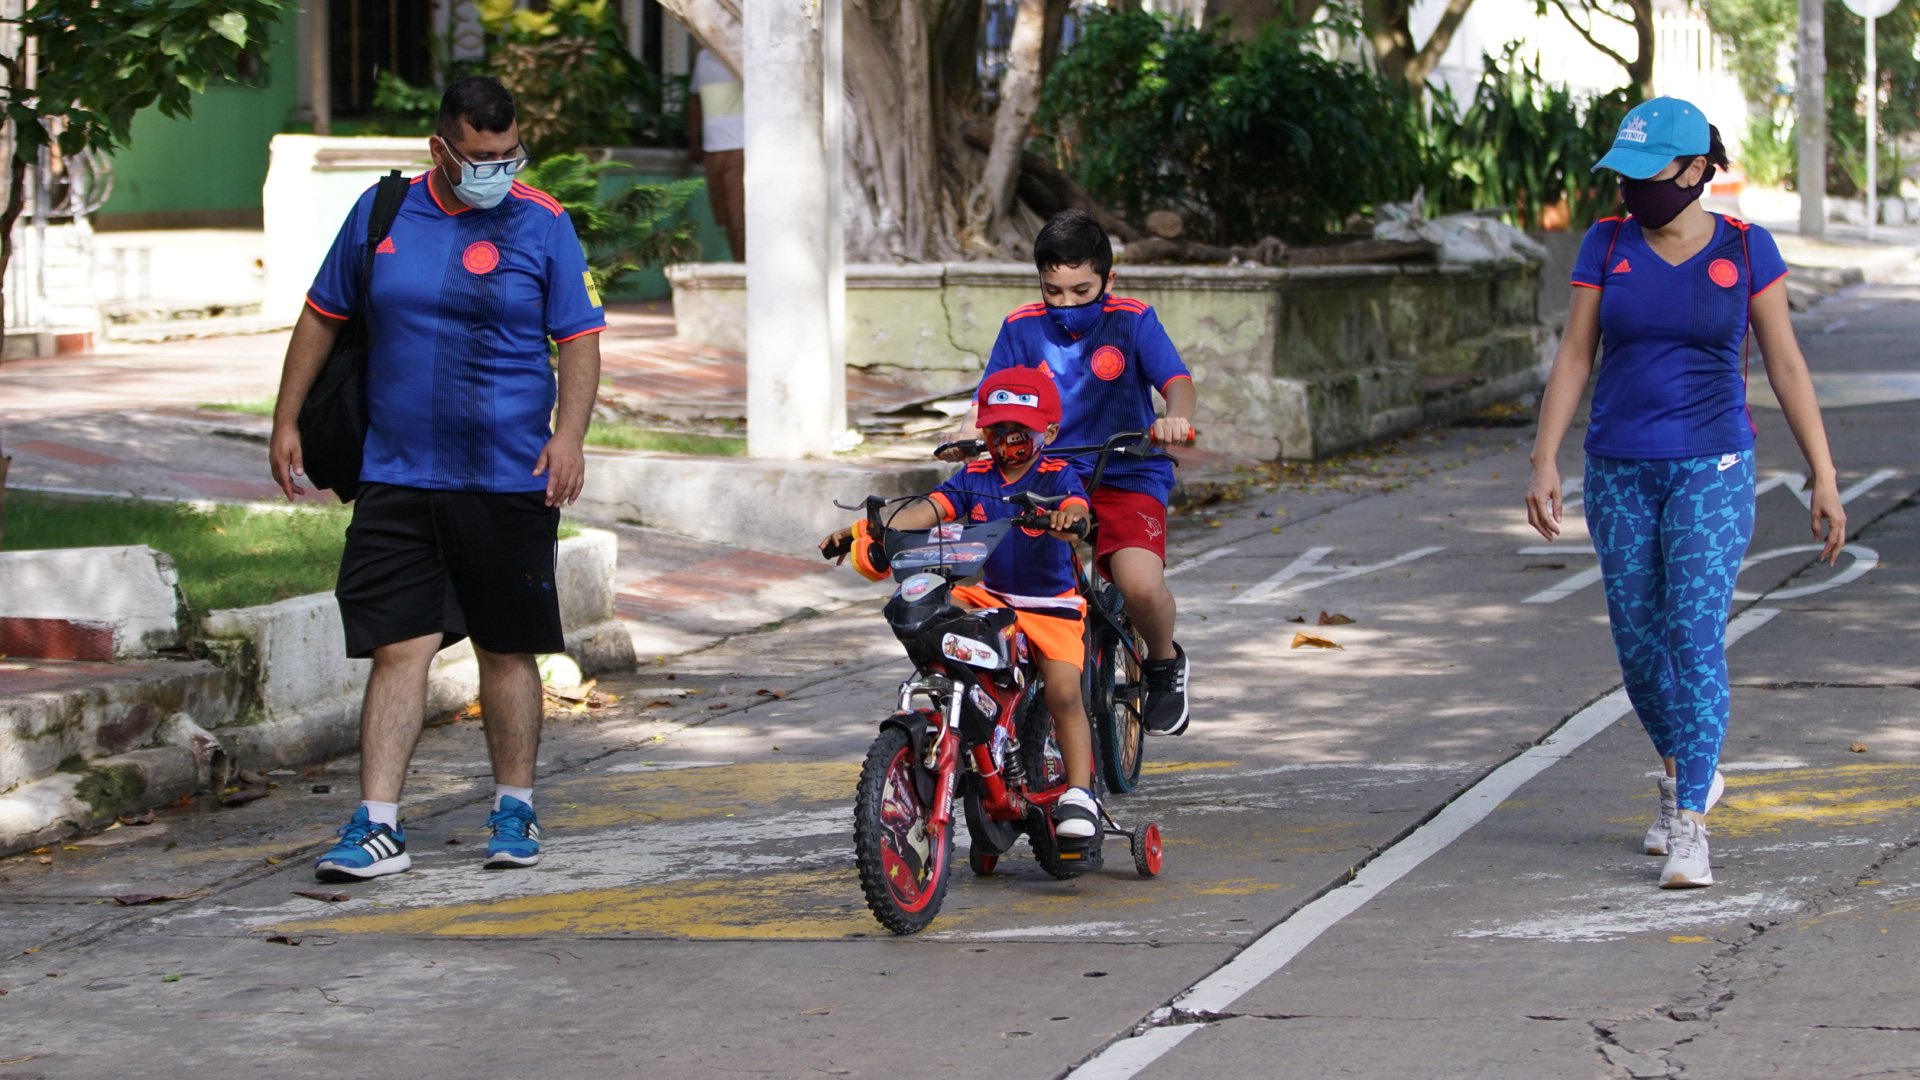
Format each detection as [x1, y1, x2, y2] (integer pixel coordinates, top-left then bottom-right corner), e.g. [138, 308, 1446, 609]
[1611, 258, 1630, 274]
[376, 236, 397, 254]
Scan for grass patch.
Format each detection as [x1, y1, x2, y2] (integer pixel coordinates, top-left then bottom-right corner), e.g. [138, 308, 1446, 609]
[2, 492, 350, 614]
[198, 397, 277, 417]
[585, 421, 746, 456]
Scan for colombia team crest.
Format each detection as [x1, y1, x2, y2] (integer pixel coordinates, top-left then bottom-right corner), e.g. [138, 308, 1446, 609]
[462, 241, 501, 274]
[1707, 259, 1737, 288]
[1090, 345, 1126, 381]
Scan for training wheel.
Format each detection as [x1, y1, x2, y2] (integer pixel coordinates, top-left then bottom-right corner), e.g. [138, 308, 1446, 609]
[969, 849, 999, 876]
[1132, 823, 1162, 878]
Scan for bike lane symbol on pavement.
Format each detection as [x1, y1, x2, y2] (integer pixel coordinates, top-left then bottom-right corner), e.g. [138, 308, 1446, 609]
[1228, 546, 1446, 604]
[1520, 469, 1899, 604]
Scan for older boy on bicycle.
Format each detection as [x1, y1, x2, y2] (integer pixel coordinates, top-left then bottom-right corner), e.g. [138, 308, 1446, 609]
[948, 210, 1197, 735]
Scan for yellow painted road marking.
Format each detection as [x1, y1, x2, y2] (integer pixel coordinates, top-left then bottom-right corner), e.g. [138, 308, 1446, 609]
[1140, 761, 1240, 774]
[542, 762, 860, 828]
[1713, 764, 1920, 837]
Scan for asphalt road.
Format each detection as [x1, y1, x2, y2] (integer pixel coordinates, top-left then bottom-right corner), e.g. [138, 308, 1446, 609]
[2, 288, 1918, 1079]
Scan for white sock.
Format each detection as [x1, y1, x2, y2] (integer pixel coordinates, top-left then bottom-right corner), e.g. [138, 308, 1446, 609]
[360, 800, 399, 828]
[494, 785, 534, 811]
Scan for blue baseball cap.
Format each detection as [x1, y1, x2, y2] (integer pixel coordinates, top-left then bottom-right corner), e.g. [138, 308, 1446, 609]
[1593, 97, 1711, 179]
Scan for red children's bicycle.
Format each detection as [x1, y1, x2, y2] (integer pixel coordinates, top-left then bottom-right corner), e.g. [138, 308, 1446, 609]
[832, 488, 1164, 935]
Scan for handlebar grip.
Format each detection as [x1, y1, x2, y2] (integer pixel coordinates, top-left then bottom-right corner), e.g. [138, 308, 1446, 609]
[821, 534, 854, 561]
[934, 439, 987, 460]
[1012, 514, 1089, 539]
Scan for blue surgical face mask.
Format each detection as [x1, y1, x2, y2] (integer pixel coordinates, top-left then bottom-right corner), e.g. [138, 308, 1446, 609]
[440, 138, 528, 210]
[1046, 294, 1106, 336]
[451, 161, 514, 210]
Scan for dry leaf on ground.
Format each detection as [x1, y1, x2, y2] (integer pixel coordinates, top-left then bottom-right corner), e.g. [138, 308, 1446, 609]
[1289, 632, 1344, 650]
[1318, 612, 1355, 625]
[1850, 742, 1869, 753]
[113, 892, 204, 906]
[1285, 615, 1306, 623]
[294, 891, 350, 903]
[755, 689, 790, 699]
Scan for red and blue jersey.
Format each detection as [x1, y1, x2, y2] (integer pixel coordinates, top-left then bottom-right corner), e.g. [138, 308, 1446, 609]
[982, 297, 1192, 503]
[930, 457, 1089, 607]
[307, 175, 606, 493]
[1572, 214, 1787, 461]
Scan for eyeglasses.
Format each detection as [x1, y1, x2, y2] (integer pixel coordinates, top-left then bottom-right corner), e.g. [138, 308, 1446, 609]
[442, 138, 530, 180]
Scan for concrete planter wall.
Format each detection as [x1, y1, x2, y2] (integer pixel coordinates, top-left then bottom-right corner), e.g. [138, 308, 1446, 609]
[668, 260, 1556, 460]
[0, 545, 188, 659]
[197, 528, 634, 771]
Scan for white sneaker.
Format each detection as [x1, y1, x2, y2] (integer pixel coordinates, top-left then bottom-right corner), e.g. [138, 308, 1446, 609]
[1659, 816, 1713, 888]
[1645, 771, 1724, 856]
[1053, 786, 1101, 840]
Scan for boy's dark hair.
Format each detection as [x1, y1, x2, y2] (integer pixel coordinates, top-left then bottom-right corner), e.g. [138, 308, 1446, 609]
[438, 76, 516, 143]
[1034, 210, 1113, 281]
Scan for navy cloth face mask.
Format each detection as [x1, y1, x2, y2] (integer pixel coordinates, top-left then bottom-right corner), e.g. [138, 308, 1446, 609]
[1620, 166, 1712, 230]
[1047, 295, 1106, 336]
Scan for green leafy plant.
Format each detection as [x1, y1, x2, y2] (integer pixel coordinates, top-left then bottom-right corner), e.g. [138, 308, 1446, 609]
[1428, 51, 1631, 230]
[368, 70, 441, 136]
[1740, 113, 1795, 189]
[518, 152, 703, 295]
[480, 0, 677, 156]
[0, 0, 287, 335]
[1037, 10, 1426, 243]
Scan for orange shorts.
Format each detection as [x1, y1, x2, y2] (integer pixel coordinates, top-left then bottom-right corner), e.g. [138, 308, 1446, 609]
[950, 584, 1086, 671]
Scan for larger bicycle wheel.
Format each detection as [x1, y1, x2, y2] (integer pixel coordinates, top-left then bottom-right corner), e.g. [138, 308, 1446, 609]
[853, 725, 953, 934]
[1086, 582, 1147, 793]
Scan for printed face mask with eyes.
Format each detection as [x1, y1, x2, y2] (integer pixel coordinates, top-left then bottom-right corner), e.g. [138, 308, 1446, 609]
[986, 423, 1044, 468]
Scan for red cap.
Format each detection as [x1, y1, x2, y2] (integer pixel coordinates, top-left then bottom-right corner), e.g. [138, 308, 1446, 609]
[975, 366, 1061, 430]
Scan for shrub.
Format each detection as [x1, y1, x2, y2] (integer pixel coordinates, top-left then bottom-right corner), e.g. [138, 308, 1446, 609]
[479, 0, 678, 157]
[517, 153, 703, 296]
[1037, 11, 1427, 244]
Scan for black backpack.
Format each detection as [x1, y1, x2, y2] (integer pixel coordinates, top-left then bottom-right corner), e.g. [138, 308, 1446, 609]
[298, 169, 410, 503]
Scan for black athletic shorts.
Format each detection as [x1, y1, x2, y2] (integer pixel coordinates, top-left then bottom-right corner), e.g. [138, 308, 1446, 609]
[335, 483, 564, 659]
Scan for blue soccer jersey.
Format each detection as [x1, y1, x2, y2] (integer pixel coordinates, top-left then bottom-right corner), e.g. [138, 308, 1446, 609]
[982, 297, 1192, 503]
[929, 457, 1089, 605]
[1571, 214, 1788, 461]
[307, 175, 606, 492]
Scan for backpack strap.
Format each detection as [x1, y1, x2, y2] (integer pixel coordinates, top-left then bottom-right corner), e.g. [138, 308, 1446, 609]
[351, 170, 409, 349]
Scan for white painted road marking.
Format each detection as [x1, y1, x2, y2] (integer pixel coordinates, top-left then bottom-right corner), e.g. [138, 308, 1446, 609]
[1517, 472, 1896, 604]
[1731, 543, 1880, 601]
[1229, 546, 1445, 604]
[1067, 608, 1781, 1079]
[1165, 545, 1238, 578]
[1518, 544, 1600, 604]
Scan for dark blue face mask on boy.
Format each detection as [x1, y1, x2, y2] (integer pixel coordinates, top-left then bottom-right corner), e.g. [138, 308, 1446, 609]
[1047, 294, 1107, 336]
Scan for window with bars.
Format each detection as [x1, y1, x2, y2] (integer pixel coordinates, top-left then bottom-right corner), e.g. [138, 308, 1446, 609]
[330, 0, 436, 118]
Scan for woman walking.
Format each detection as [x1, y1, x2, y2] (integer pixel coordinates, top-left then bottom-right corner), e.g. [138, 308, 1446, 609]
[1527, 97, 1847, 889]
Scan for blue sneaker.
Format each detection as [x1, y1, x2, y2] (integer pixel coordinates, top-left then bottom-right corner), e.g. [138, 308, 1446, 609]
[484, 796, 542, 869]
[314, 807, 410, 882]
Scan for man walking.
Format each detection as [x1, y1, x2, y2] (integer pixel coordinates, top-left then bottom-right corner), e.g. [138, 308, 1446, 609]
[269, 76, 604, 881]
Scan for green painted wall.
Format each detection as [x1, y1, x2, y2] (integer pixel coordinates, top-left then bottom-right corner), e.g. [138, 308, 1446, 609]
[598, 169, 729, 301]
[97, 17, 301, 217]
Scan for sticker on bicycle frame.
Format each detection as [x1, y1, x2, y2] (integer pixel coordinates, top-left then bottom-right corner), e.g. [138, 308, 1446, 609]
[941, 632, 1003, 669]
[929, 523, 964, 542]
[892, 543, 989, 571]
[969, 683, 999, 718]
[897, 573, 943, 603]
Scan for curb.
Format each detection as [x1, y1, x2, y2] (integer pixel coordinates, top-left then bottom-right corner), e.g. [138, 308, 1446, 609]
[0, 746, 200, 855]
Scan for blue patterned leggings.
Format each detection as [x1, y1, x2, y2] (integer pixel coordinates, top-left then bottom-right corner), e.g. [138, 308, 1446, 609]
[1584, 452, 1756, 812]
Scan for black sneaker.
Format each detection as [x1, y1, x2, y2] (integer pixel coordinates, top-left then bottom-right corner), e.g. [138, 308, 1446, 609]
[1142, 642, 1189, 736]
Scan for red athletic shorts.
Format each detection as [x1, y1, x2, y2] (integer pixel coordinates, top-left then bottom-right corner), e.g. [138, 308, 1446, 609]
[1091, 485, 1167, 578]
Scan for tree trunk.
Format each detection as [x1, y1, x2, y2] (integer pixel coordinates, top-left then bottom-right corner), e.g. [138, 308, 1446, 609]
[660, 0, 743, 75]
[967, 0, 1047, 250]
[1361, 0, 1475, 95]
[1204, 0, 1280, 42]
